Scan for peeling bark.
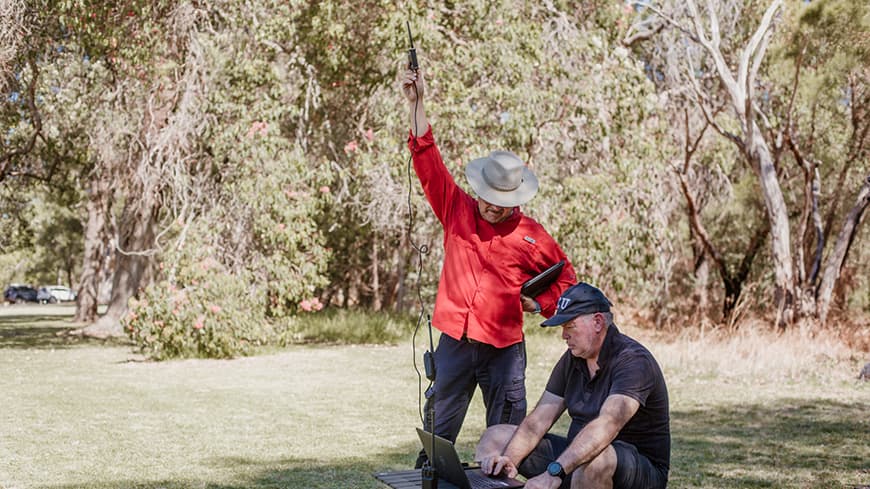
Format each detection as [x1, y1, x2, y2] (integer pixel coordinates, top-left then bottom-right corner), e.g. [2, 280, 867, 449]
[817, 175, 870, 325]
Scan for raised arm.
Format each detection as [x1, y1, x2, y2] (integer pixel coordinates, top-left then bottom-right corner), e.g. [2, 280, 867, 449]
[401, 68, 429, 137]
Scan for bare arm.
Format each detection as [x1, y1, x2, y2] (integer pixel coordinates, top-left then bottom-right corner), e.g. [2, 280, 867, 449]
[482, 391, 566, 478]
[556, 393, 640, 473]
[400, 68, 429, 137]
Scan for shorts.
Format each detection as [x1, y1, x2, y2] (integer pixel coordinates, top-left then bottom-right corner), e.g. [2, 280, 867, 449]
[517, 434, 668, 489]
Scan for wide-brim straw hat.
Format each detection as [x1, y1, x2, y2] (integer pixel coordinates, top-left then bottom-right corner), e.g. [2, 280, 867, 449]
[465, 150, 538, 208]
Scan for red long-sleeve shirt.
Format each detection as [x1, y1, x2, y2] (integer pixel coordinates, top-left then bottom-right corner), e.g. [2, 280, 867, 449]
[410, 126, 576, 348]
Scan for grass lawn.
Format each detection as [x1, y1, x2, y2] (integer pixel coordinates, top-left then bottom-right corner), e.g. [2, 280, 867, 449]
[0, 304, 868, 488]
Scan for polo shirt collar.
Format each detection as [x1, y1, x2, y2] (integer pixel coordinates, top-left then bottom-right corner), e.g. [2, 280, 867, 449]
[597, 324, 620, 370]
[571, 324, 620, 377]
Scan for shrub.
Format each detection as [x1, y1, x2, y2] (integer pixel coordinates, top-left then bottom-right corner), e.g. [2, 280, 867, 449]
[125, 260, 269, 360]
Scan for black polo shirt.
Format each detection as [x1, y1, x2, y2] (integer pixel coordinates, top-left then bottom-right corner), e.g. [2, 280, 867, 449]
[545, 325, 670, 470]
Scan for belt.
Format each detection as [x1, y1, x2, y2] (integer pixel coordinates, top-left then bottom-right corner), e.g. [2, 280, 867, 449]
[461, 334, 481, 344]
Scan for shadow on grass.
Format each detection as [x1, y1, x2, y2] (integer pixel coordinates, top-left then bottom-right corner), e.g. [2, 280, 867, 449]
[0, 314, 120, 350]
[671, 398, 869, 488]
[33, 398, 870, 489]
[34, 450, 416, 489]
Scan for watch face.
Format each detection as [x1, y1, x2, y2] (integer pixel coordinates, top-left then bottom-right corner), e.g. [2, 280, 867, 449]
[547, 461, 563, 477]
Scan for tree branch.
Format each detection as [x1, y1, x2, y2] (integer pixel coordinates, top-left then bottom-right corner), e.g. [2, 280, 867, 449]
[0, 58, 42, 182]
[621, 20, 665, 47]
[817, 174, 870, 325]
[685, 56, 744, 150]
[629, 1, 700, 42]
[738, 0, 782, 96]
[686, 0, 742, 108]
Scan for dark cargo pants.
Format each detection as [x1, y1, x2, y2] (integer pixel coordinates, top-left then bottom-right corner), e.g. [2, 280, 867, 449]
[416, 333, 527, 467]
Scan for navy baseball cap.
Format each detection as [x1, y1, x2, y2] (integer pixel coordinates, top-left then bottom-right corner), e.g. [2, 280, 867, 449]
[540, 282, 612, 327]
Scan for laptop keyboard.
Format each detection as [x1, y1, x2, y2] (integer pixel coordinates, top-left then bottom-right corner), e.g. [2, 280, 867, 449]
[466, 470, 511, 488]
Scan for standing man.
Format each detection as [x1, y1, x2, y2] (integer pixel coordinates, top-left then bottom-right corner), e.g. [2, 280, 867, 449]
[401, 68, 577, 467]
[477, 283, 670, 489]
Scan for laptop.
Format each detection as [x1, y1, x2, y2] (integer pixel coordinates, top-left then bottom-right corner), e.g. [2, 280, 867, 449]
[416, 428, 524, 489]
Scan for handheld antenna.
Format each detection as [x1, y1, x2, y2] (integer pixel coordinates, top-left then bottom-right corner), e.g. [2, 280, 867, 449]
[422, 315, 438, 489]
[407, 21, 419, 71]
[403, 16, 434, 487]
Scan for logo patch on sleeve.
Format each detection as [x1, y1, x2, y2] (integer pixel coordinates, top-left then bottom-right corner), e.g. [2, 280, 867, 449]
[524, 236, 536, 244]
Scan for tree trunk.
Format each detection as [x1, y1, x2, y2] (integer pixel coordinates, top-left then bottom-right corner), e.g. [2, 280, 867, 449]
[817, 174, 870, 325]
[371, 236, 381, 311]
[77, 198, 158, 338]
[690, 229, 709, 323]
[74, 172, 111, 323]
[748, 129, 795, 327]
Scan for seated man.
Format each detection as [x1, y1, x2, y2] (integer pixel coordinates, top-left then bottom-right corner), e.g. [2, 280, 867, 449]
[476, 283, 670, 489]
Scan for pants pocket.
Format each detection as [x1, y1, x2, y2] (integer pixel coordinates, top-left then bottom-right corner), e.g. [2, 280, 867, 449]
[499, 379, 527, 425]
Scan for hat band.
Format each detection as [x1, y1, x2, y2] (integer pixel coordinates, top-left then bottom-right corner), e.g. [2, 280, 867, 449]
[482, 166, 522, 192]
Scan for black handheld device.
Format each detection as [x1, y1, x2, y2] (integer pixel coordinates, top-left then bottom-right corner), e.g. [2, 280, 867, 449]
[423, 350, 436, 381]
[423, 315, 436, 381]
[422, 315, 438, 488]
[406, 21, 419, 71]
[521, 260, 566, 298]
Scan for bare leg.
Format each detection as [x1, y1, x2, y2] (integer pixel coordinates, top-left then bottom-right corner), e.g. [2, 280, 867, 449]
[474, 424, 519, 461]
[570, 444, 617, 489]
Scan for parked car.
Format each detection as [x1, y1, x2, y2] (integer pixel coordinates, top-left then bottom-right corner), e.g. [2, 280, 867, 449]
[40, 285, 77, 303]
[4, 285, 39, 303]
[37, 287, 56, 304]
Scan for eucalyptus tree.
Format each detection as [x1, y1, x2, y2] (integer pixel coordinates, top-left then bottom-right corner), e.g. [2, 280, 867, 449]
[626, 0, 869, 328]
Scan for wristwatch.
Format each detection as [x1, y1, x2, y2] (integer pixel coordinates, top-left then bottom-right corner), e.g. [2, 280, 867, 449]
[546, 461, 566, 481]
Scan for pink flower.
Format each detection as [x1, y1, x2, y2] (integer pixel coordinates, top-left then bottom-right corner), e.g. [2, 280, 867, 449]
[246, 121, 268, 139]
[344, 140, 358, 153]
[209, 305, 222, 314]
[495, 18, 504, 26]
[365, 128, 374, 141]
[300, 297, 323, 312]
[277, 223, 286, 231]
[154, 320, 165, 328]
[319, 186, 330, 194]
[194, 315, 205, 329]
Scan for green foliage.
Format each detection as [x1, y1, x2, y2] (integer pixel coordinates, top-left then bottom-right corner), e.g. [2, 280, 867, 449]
[125, 257, 268, 360]
[199, 13, 333, 317]
[4, 0, 869, 342]
[0, 186, 83, 287]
